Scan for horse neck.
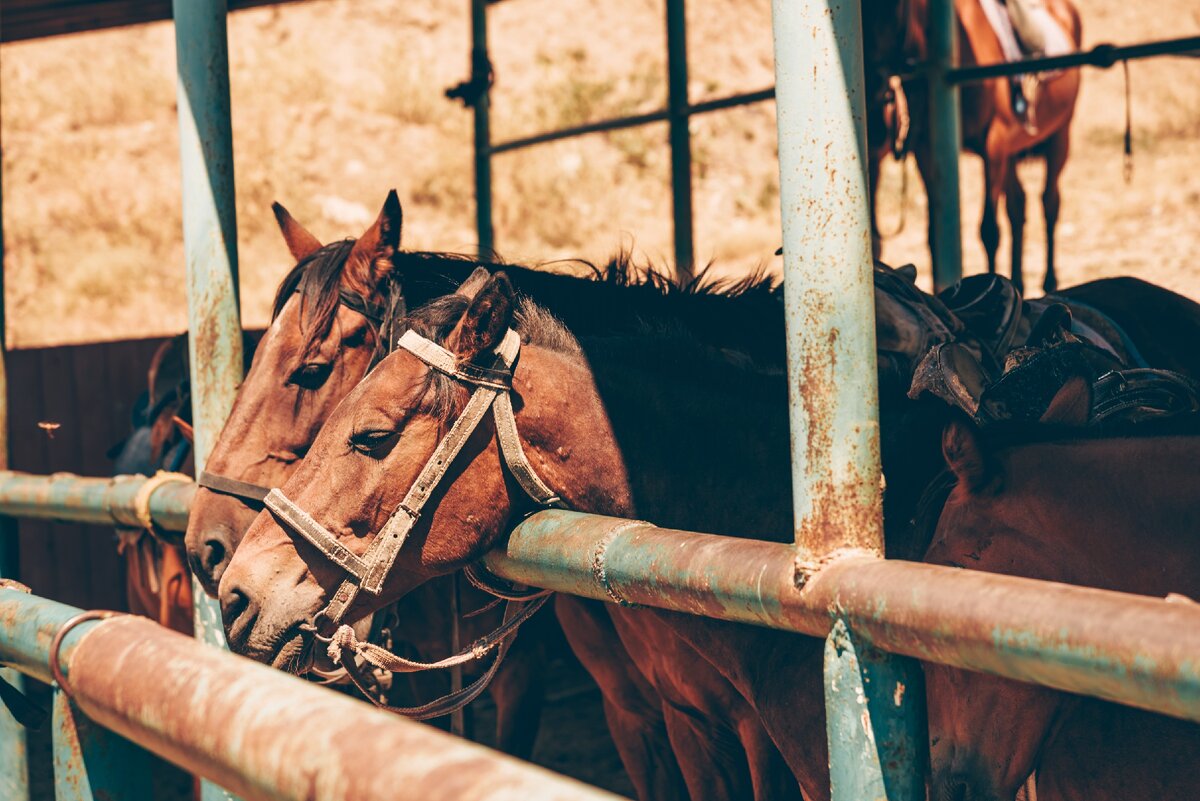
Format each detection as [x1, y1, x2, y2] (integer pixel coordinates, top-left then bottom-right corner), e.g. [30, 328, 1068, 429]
[998, 436, 1200, 595]
[530, 336, 793, 542]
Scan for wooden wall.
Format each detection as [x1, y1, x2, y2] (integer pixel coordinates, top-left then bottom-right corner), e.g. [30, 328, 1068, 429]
[7, 335, 175, 610]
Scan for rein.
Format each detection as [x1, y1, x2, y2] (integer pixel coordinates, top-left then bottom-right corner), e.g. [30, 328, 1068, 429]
[263, 327, 561, 720]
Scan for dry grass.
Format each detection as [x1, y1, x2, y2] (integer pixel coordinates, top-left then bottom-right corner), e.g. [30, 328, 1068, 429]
[1, 0, 1197, 348]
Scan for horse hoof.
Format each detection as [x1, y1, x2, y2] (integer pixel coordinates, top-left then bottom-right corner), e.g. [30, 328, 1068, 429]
[1043, 276, 1058, 294]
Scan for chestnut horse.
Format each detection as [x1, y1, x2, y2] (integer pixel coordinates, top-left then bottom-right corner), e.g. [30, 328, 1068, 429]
[184, 191, 786, 786]
[925, 382, 1200, 800]
[864, 0, 1082, 293]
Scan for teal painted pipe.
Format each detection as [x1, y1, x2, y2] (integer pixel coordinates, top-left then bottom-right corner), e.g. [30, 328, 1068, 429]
[52, 689, 154, 801]
[665, 0, 695, 277]
[0, 590, 621, 801]
[769, 0, 884, 565]
[489, 510, 1200, 722]
[928, 0, 964, 290]
[470, 0, 494, 256]
[0, 471, 194, 532]
[824, 620, 926, 801]
[172, 5, 242, 799]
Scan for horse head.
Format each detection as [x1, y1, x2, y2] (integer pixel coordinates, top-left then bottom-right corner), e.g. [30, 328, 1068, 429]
[217, 273, 629, 668]
[184, 192, 404, 596]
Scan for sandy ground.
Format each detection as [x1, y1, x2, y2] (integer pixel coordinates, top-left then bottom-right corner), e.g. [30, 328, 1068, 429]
[2, 0, 1196, 348]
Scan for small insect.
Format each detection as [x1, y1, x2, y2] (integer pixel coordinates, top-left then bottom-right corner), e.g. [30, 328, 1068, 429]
[37, 421, 62, 439]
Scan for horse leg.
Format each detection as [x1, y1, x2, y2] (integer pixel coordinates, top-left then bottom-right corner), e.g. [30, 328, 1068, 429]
[486, 618, 548, 760]
[1042, 127, 1070, 294]
[555, 596, 687, 801]
[869, 150, 883, 260]
[1004, 162, 1027, 295]
[980, 148, 1007, 278]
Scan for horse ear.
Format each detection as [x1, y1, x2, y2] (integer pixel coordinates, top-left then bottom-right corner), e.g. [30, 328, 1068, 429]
[272, 202, 323, 262]
[344, 190, 403, 295]
[1039, 375, 1091, 426]
[456, 266, 493, 300]
[942, 418, 991, 491]
[447, 273, 516, 362]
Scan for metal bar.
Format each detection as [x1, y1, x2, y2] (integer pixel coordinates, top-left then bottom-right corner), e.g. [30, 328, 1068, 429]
[52, 689, 153, 801]
[0, 590, 621, 801]
[471, 0, 495, 256]
[486, 510, 1200, 722]
[0, 135, 29, 801]
[824, 619, 926, 801]
[488, 88, 775, 156]
[490, 108, 671, 155]
[926, 0, 964, 291]
[927, 0, 964, 290]
[770, 0, 883, 564]
[665, 0, 695, 277]
[172, 5, 243, 799]
[0, 471, 194, 532]
[945, 35, 1200, 85]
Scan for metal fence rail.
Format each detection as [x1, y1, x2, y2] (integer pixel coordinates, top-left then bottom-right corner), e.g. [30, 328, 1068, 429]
[2, 1, 1198, 800]
[0, 589, 618, 801]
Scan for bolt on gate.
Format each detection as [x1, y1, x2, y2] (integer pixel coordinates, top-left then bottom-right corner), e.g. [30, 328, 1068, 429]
[2, 1, 1200, 800]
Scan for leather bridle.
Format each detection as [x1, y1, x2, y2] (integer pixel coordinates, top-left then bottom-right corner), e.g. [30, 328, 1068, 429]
[261, 327, 562, 719]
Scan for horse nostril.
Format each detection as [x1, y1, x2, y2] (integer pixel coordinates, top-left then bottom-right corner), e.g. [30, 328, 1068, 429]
[202, 537, 228, 573]
[219, 584, 252, 636]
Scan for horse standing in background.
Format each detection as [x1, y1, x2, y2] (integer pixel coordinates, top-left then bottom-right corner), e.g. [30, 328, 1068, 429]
[864, 0, 1083, 294]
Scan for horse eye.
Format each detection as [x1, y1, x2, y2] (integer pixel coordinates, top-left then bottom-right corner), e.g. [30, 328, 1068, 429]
[349, 430, 398, 455]
[288, 361, 332, 390]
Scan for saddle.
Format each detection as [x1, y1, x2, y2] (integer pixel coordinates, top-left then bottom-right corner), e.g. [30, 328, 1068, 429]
[908, 275, 1200, 426]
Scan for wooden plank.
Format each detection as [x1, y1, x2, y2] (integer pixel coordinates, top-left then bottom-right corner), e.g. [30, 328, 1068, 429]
[9, 348, 57, 600]
[2, 0, 307, 43]
[71, 342, 126, 610]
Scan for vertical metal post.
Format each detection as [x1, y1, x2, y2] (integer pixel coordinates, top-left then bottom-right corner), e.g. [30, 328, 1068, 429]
[824, 620, 926, 801]
[172, 2, 243, 799]
[928, 0, 963, 290]
[471, 0, 494, 257]
[0, 133, 30, 801]
[52, 690, 153, 801]
[771, 0, 883, 563]
[665, 0, 695, 278]
[771, 2, 925, 798]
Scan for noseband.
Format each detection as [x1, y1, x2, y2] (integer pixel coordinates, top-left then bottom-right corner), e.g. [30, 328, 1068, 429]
[262, 327, 563, 718]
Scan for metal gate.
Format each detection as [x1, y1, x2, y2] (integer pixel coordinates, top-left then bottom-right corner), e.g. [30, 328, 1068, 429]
[1, 1, 1198, 800]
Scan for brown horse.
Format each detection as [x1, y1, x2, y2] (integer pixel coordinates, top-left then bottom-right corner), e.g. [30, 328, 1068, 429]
[216, 263, 1200, 799]
[185, 192, 786, 784]
[925, 381, 1200, 800]
[865, 0, 1082, 293]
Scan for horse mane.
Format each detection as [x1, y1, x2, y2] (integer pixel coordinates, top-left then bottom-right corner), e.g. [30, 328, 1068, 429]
[269, 239, 780, 366]
[402, 293, 581, 422]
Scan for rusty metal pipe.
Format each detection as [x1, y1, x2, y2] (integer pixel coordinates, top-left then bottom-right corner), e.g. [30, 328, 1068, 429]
[0, 590, 619, 801]
[488, 510, 1200, 722]
[0, 471, 194, 533]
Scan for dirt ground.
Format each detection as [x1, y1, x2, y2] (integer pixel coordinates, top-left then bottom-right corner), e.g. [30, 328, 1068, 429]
[2, 0, 1197, 348]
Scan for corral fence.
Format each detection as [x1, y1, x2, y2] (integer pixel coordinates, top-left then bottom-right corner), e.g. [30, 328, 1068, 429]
[1, 1, 1199, 800]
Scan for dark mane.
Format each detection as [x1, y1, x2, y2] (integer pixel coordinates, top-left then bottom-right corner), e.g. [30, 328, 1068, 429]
[269, 242, 781, 370]
[401, 293, 579, 422]
[271, 239, 360, 359]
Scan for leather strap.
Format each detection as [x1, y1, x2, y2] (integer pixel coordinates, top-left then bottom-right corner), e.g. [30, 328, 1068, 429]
[197, 471, 270, 505]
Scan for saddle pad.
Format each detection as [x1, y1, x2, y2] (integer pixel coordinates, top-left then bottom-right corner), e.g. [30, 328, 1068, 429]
[978, 0, 1072, 70]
